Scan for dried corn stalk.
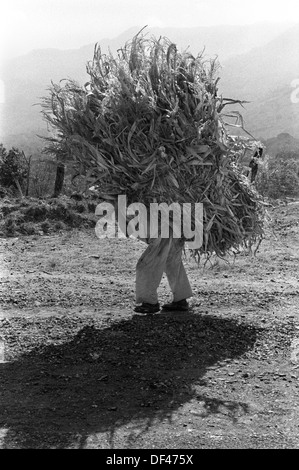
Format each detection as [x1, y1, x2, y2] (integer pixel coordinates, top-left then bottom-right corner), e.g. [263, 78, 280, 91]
[41, 29, 266, 257]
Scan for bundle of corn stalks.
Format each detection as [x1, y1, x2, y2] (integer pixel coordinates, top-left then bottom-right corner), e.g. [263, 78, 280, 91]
[41, 28, 266, 257]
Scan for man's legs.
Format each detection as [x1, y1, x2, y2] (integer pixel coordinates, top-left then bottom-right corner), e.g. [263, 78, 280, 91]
[165, 238, 193, 303]
[135, 237, 172, 305]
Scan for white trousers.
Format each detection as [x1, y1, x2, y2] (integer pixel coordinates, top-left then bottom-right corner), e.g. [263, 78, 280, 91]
[136, 237, 193, 304]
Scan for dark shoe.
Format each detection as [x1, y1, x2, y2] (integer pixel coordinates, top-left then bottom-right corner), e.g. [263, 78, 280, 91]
[134, 302, 160, 314]
[162, 299, 189, 311]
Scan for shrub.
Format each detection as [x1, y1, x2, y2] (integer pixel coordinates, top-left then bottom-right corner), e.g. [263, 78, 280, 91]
[4, 217, 17, 236]
[54, 220, 67, 231]
[74, 201, 86, 213]
[0, 146, 29, 195]
[1, 205, 21, 216]
[88, 201, 97, 213]
[28, 159, 56, 198]
[40, 220, 51, 233]
[24, 204, 50, 221]
[256, 158, 299, 199]
[47, 200, 69, 220]
[0, 185, 14, 199]
[19, 222, 38, 235]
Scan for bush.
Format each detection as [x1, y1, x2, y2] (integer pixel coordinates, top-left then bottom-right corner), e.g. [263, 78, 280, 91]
[0, 185, 14, 199]
[88, 201, 97, 213]
[40, 220, 51, 233]
[0, 146, 29, 195]
[74, 201, 86, 213]
[47, 200, 69, 220]
[24, 204, 50, 221]
[28, 159, 56, 198]
[54, 220, 67, 231]
[256, 158, 299, 199]
[4, 217, 17, 236]
[0, 195, 97, 238]
[19, 222, 38, 235]
[1, 205, 22, 216]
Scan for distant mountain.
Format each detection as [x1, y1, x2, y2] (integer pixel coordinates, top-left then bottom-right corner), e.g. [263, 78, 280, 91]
[218, 24, 299, 139]
[235, 85, 299, 140]
[136, 23, 294, 60]
[220, 24, 299, 100]
[263, 133, 299, 158]
[1, 22, 298, 152]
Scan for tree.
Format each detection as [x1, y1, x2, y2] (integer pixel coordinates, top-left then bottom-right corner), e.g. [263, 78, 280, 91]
[40, 81, 83, 197]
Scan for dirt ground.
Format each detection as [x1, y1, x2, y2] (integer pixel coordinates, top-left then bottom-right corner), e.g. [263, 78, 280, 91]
[0, 201, 299, 449]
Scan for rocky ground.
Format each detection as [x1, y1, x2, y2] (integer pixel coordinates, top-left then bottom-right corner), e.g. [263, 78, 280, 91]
[0, 200, 299, 449]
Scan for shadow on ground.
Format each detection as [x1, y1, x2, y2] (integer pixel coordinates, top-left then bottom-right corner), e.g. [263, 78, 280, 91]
[0, 312, 259, 448]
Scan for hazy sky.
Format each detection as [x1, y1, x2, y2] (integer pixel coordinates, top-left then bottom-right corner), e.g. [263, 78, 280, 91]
[1, 0, 299, 61]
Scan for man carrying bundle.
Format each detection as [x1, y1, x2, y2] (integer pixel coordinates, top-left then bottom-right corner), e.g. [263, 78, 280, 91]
[42, 30, 265, 316]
